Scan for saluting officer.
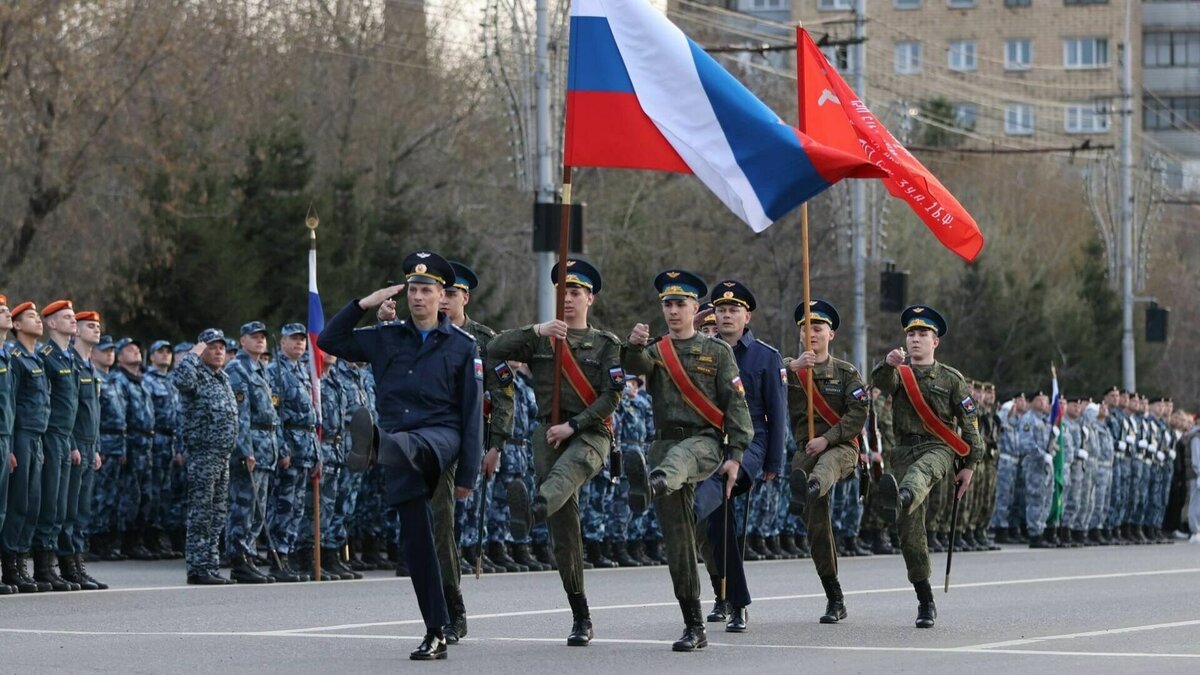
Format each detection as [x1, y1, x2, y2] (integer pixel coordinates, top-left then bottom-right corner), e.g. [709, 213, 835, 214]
[696, 280, 786, 633]
[489, 258, 622, 648]
[785, 299, 868, 624]
[873, 305, 984, 629]
[318, 250, 482, 661]
[622, 270, 753, 652]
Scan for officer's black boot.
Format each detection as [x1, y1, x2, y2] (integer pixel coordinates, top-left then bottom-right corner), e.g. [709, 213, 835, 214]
[672, 600, 708, 652]
[788, 468, 809, 517]
[625, 451, 651, 512]
[33, 550, 73, 591]
[1044, 528, 1060, 547]
[124, 530, 156, 561]
[746, 534, 769, 561]
[10, 553, 43, 592]
[59, 554, 98, 591]
[794, 534, 812, 558]
[819, 575, 847, 624]
[610, 539, 641, 567]
[706, 576, 730, 622]
[0, 553, 22, 594]
[566, 592, 594, 646]
[442, 586, 465, 644]
[726, 605, 748, 632]
[74, 554, 108, 590]
[409, 630, 448, 661]
[915, 580, 937, 628]
[777, 534, 798, 558]
[230, 552, 272, 584]
[333, 549, 363, 579]
[584, 539, 617, 569]
[630, 540, 654, 566]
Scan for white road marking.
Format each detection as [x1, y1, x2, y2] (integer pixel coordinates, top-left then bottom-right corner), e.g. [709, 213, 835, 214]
[963, 619, 1200, 649]
[1, 628, 1197, 660]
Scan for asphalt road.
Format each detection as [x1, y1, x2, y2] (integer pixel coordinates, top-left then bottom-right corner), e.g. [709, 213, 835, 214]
[2, 542, 1198, 674]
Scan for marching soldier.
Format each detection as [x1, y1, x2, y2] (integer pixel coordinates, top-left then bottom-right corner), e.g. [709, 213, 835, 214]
[784, 299, 868, 624]
[873, 305, 984, 628]
[225, 321, 282, 583]
[696, 280, 786, 632]
[1, 302, 52, 593]
[318, 250, 483, 661]
[491, 258, 621, 647]
[622, 269, 753, 651]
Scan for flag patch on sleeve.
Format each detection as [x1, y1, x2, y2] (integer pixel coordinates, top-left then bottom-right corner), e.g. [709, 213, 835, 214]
[474, 358, 484, 381]
[852, 387, 868, 402]
[961, 395, 976, 413]
[731, 376, 745, 395]
[609, 366, 626, 387]
[779, 368, 788, 385]
[493, 361, 513, 385]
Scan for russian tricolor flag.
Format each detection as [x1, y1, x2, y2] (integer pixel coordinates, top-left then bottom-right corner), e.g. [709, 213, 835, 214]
[564, 0, 882, 232]
[307, 245, 324, 428]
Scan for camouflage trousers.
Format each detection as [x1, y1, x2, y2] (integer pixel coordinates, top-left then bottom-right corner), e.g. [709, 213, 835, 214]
[605, 444, 642, 543]
[90, 434, 127, 535]
[2, 430, 44, 553]
[832, 473, 863, 538]
[964, 456, 997, 531]
[747, 477, 781, 536]
[794, 443, 856, 578]
[185, 448, 231, 576]
[226, 463, 271, 557]
[486, 440, 533, 545]
[629, 501, 662, 541]
[534, 429, 608, 596]
[1088, 463, 1112, 530]
[348, 465, 388, 539]
[297, 464, 347, 550]
[777, 471, 808, 538]
[1128, 459, 1151, 525]
[648, 434, 722, 602]
[158, 438, 188, 532]
[1147, 462, 1172, 527]
[1023, 451, 1055, 536]
[990, 453, 1020, 530]
[1106, 456, 1132, 529]
[267, 463, 311, 555]
[33, 432, 72, 552]
[123, 436, 154, 532]
[57, 440, 99, 556]
[1062, 458, 1091, 530]
[581, 474, 612, 543]
[890, 443, 957, 584]
[925, 470, 953, 536]
[457, 470, 486, 550]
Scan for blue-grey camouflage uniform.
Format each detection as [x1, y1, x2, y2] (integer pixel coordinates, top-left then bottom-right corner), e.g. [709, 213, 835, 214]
[1085, 408, 1115, 532]
[1020, 408, 1054, 537]
[266, 354, 319, 555]
[114, 366, 155, 534]
[144, 366, 182, 533]
[224, 351, 279, 557]
[990, 404, 1023, 531]
[173, 352, 238, 576]
[90, 368, 126, 536]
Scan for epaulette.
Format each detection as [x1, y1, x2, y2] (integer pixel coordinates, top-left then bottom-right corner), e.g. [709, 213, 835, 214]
[451, 324, 477, 342]
[353, 324, 379, 332]
[940, 363, 968, 383]
[39, 344, 53, 357]
[754, 338, 781, 355]
[596, 330, 622, 345]
[469, 320, 497, 339]
[831, 356, 861, 375]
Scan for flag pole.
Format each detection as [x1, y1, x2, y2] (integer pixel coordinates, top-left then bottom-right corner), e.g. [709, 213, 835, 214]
[795, 23, 816, 445]
[306, 209, 322, 582]
[551, 166, 573, 426]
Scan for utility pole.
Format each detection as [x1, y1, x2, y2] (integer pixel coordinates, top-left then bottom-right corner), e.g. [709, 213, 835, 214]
[1119, 0, 1136, 391]
[535, 0, 556, 322]
[851, 0, 868, 374]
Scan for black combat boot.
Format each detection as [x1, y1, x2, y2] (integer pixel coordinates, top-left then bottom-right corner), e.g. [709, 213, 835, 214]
[927, 531, 945, 553]
[794, 534, 812, 558]
[978, 527, 1001, 551]
[508, 480, 533, 539]
[1043, 528, 1060, 547]
[627, 540, 652, 567]
[18, 552, 48, 592]
[443, 585, 467, 644]
[360, 536, 390, 570]
[764, 536, 786, 560]
[953, 532, 970, 553]
[993, 527, 1011, 544]
[914, 580, 937, 628]
[871, 530, 896, 555]
[0, 553, 21, 594]
[567, 592, 594, 646]
[878, 473, 901, 525]
[1028, 533, 1054, 549]
[819, 575, 847, 624]
[230, 552, 273, 584]
[726, 605, 748, 632]
[960, 530, 979, 551]
[532, 541, 557, 569]
[584, 540, 617, 569]
[609, 539, 641, 567]
[124, 531, 156, 561]
[706, 576, 730, 622]
[511, 543, 548, 572]
[672, 600, 708, 651]
[788, 468, 809, 517]
[331, 549, 363, 579]
[73, 554, 108, 590]
[625, 451, 651, 513]
[746, 535, 769, 561]
[409, 630, 448, 661]
[33, 550, 75, 592]
[268, 553, 305, 582]
[847, 535, 874, 557]
[488, 541, 526, 572]
[778, 534, 799, 558]
[646, 538, 668, 565]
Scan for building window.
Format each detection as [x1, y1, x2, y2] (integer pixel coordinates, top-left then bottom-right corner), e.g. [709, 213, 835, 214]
[948, 40, 977, 71]
[817, 0, 855, 10]
[895, 41, 921, 74]
[1064, 38, 1109, 69]
[1005, 0, 1031, 6]
[954, 103, 977, 130]
[1064, 0, 1108, 5]
[740, 0, 788, 9]
[1064, 104, 1110, 133]
[821, 44, 858, 73]
[947, 0, 976, 7]
[1005, 104, 1034, 135]
[1144, 95, 1200, 131]
[1144, 32, 1200, 67]
[1005, 39, 1032, 70]
[894, 0, 921, 8]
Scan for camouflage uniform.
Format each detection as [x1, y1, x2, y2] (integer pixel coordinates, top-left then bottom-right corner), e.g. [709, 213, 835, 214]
[490, 324, 621, 596]
[491, 374, 537, 546]
[622, 334, 753, 603]
[266, 354, 319, 556]
[173, 352, 238, 576]
[144, 366, 181, 540]
[990, 404, 1023, 532]
[113, 366, 155, 539]
[1085, 408, 1114, 535]
[90, 367, 126, 538]
[871, 360, 983, 584]
[608, 389, 652, 546]
[1019, 409, 1055, 538]
[224, 350, 279, 558]
[296, 366, 346, 551]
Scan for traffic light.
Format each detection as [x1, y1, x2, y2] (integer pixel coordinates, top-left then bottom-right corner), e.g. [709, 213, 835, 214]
[880, 264, 908, 312]
[533, 202, 584, 253]
[1145, 303, 1168, 343]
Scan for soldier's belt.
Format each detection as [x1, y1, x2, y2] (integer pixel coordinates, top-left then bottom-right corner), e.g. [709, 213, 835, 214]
[899, 433, 936, 447]
[251, 423, 277, 432]
[655, 426, 709, 441]
[100, 429, 125, 436]
[284, 424, 316, 433]
[134, 430, 155, 438]
[155, 428, 175, 437]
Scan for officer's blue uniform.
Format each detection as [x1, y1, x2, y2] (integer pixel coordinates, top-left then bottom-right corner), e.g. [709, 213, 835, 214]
[59, 348, 101, 557]
[34, 338, 79, 554]
[694, 280, 786, 614]
[2, 340, 50, 556]
[0, 340, 16, 549]
[318, 266, 483, 638]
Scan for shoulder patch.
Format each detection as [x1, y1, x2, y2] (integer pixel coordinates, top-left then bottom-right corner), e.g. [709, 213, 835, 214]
[780, 368, 788, 385]
[452, 325, 477, 342]
[493, 361, 514, 385]
[754, 339, 781, 355]
[851, 387, 868, 402]
[731, 375, 745, 396]
[235, 391, 246, 404]
[474, 357, 484, 381]
[961, 395, 977, 414]
[609, 366, 626, 389]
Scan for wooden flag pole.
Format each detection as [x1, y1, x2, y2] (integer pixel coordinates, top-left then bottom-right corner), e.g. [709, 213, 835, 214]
[551, 166, 574, 426]
[801, 203, 815, 444]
